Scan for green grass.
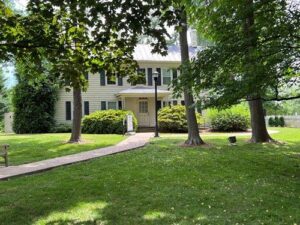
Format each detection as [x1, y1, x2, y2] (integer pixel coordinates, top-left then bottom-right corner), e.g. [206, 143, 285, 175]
[0, 133, 125, 165]
[0, 128, 299, 225]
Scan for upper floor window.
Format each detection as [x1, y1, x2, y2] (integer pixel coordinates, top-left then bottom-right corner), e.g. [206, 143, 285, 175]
[162, 68, 172, 85]
[107, 75, 116, 85]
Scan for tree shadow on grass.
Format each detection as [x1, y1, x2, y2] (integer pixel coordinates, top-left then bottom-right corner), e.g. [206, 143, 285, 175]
[1, 137, 299, 225]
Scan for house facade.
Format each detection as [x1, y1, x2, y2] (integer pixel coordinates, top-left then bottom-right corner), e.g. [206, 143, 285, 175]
[54, 44, 199, 127]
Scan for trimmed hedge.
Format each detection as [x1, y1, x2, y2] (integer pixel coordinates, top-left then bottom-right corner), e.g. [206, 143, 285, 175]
[268, 116, 285, 127]
[82, 110, 137, 134]
[52, 123, 72, 133]
[207, 105, 250, 132]
[158, 105, 202, 133]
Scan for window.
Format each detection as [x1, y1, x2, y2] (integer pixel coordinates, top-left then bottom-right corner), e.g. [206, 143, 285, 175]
[65, 101, 71, 120]
[84, 101, 89, 115]
[107, 74, 116, 85]
[162, 68, 172, 85]
[137, 68, 146, 85]
[139, 101, 148, 113]
[107, 101, 117, 110]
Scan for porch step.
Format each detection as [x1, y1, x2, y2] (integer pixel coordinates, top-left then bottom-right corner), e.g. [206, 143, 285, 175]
[137, 127, 155, 133]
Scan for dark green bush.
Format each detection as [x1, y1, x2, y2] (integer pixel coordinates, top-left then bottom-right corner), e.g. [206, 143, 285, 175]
[12, 79, 58, 134]
[52, 123, 72, 133]
[279, 116, 285, 127]
[268, 117, 275, 127]
[207, 105, 250, 132]
[82, 110, 137, 134]
[158, 105, 202, 133]
[274, 116, 279, 127]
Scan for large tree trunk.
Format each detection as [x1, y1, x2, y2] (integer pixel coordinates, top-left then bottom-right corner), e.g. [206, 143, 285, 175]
[244, 0, 273, 143]
[179, 10, 204, 146]
[248, 98, 272, 143]
[69, 87, 82, 143]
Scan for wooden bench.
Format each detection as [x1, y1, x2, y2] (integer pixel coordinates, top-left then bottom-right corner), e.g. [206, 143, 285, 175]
[1, 144, 9, 167]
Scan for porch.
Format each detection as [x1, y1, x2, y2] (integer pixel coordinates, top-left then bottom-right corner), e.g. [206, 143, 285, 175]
[116, 86, 171, 127]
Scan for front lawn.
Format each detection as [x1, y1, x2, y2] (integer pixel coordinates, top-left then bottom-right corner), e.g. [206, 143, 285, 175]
[0, 133, 125, 165]
[0, 128, 299, 225]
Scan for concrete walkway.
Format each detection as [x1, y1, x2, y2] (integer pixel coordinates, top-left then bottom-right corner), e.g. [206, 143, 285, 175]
[0, 133, 153, 181]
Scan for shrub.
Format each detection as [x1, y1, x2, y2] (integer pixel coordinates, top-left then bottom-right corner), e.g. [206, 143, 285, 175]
[274, 116, 279, 127]
[268, 117, 275, 126]
[12, 79, 58, 134]
[158, 105, 202, 133]
[207, 104, 250, 132]
[82, 110, 137, 134]
[279, 116, 285, 127]
[52, 123, 72, 133]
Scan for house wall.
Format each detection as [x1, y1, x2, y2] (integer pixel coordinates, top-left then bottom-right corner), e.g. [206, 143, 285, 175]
[54, 61, 184, 126]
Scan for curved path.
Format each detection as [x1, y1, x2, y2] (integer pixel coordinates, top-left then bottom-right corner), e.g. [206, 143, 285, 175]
[0, 133, 153, 181]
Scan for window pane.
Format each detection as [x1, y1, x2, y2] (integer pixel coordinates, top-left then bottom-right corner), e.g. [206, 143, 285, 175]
[107, 101, 117, 109]
[107, 75, 116, 85]
[139, 101, 148, 113]
[162, 68, 171, 85]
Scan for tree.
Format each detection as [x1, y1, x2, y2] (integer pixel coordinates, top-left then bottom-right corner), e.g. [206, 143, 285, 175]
[0, 65, 8, 120]
[179, 0, 299, 142]
[18, 0, 175, 142]
[12, 58, 58, 133]
[178, 9, 204, 145]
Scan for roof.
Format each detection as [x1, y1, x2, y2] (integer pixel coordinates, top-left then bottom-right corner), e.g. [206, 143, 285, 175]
[116, 86, 171, 97]
[133, 44, 202, 62]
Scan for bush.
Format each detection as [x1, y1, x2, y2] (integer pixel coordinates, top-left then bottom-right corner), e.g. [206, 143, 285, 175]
[279, 116, 285, 127]
[82, 110, 137, 134]
[207, 105, 250, 132]
[52, 123, 72, 133]
[12, 79, 58, 134]
[158, 105, 202, 133]
[268, 117, 275, 126]
[269, 116, 285, 127]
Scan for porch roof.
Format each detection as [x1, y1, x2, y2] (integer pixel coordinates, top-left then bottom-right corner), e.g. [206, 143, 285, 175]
[116, 86, 171, 97]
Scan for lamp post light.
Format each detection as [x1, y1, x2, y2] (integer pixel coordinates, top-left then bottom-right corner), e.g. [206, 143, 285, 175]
[153, 71, 159, 137]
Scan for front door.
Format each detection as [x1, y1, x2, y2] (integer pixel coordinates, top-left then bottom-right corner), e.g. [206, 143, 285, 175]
[138, 100, 150, 127]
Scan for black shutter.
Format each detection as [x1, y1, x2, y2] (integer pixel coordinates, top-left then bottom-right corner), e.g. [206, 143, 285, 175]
[100, 70, 106, 86]
[117, 75, 123, 86]
[163, 101, 167, 107]
[181, 100, 185, 106]
[157, 68, 161, 86]
[66, 101, 71, 120]
[147, 68, 153, 86]
[157, 100, 162, 110]
[84, 101, 89, 115]
[101, 101, 106, 110]
[118, 101, 122, 109]
[85, 74, 89, 81]
[172, 69, 178, 83]
[173, 100, 178, 105]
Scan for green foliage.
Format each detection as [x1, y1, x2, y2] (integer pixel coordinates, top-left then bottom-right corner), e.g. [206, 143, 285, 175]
[0, 66, 8, 120]
[207, 105, 250, 132]
[268, 116, 285, 127]
[12, 60, 58, 134]
[52, 123, 72, 133]
[158, 105, 202, 133]
[177, 0, 300, 108]
[82, 110, 138, 134]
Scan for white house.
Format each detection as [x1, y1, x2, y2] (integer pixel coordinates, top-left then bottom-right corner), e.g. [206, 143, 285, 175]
[54, 44, 201, 127]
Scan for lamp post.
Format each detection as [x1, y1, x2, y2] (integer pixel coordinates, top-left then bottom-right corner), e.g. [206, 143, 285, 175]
[153, 71, 159, 137]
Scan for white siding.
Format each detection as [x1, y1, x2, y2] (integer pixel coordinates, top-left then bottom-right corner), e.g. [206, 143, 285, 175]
[55, 62, 184, 126]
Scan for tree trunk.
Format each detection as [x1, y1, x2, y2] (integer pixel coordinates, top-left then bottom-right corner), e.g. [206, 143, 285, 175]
[248, 98, 272, 143]
[69, 87, 82, 143]
[179, 10, 204, 146]
[243, 0, 273, 143]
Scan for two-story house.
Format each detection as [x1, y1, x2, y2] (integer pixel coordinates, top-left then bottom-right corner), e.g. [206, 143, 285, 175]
[54, 44, 200, 127]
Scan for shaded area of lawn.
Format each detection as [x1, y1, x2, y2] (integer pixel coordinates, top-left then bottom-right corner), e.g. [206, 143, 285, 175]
[0, 128, 299, 225]
[0, 133, 125, 165]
